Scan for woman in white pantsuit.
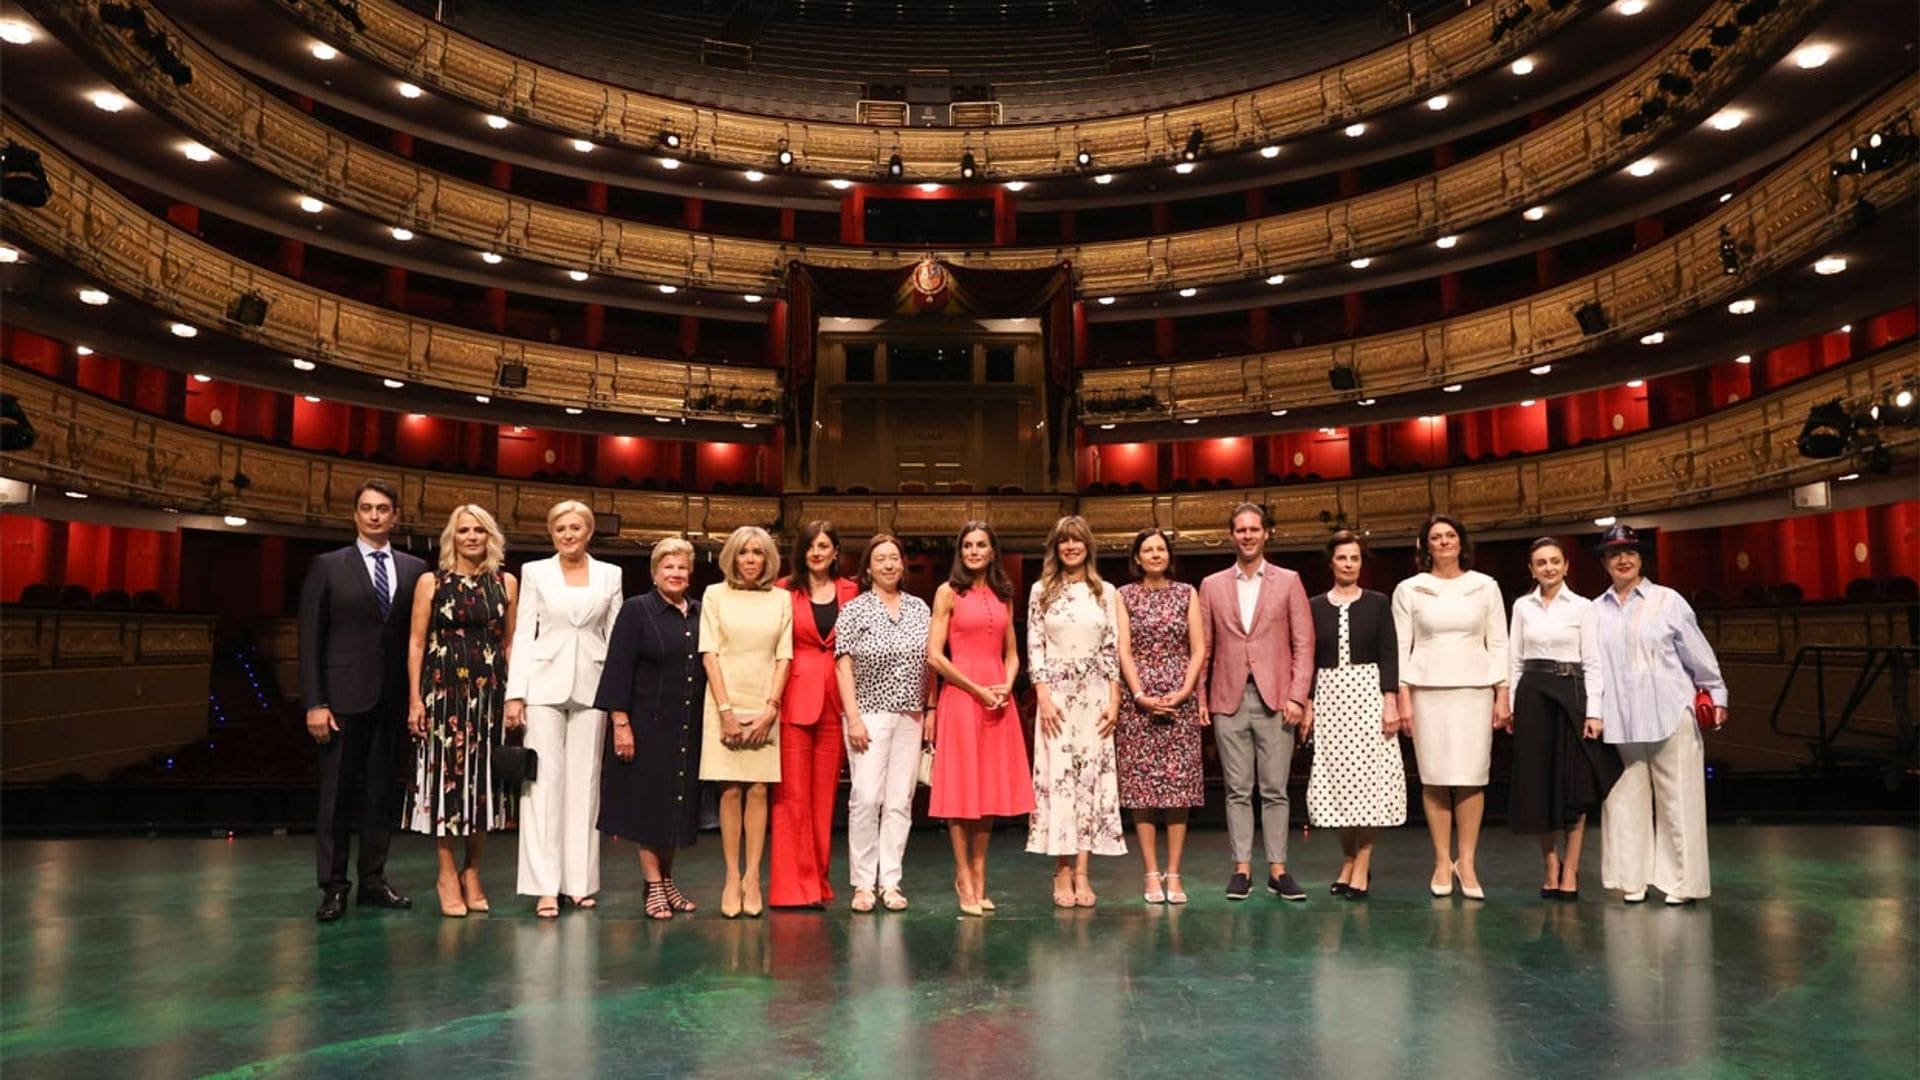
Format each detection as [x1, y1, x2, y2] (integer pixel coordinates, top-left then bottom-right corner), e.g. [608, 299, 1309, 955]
[833, 533, 934, 912]
[1587, 524, 1727, 905]
[505, 500, 624, 918]
[1393, 514, 1510, 901]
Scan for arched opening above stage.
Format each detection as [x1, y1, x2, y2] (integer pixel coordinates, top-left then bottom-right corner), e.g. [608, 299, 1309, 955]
[784, 259, 1077, 495]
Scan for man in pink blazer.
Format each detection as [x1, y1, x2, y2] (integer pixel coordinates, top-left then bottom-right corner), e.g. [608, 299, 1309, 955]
[1198, 502, 1315, 901]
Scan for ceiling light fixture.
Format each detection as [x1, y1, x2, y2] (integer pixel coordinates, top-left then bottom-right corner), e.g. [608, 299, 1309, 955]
[1443, 383, 1463, 393]
[382, 378, 405, 389]
[481, 251, 503, 264]
[1733, 353, 1753, 365]
[565, 407, 584, 415]
[1004, 180, 1028, 192]
[1813, 256, 1847, 275]
[298, 195, 325, 213]
[303, 394, 322, 403]
[0, 245, 17, 263]
[1350, 257, 1372, 269]
[76, 345, 95, 356]
[475, 394, 491, 403]
[308, 42, 337, 60]
[567, 270, 590, 282]
[290, 357, 316, 371]
[397, 82, 422, 99]
[1435, 235, 1458, 249]
[1792, 44, 1833, 69]
[743, 293, 763, 303]
[1640, 331, 1666, 345]
[1510, 58, 1535, 75]
[572, 139, 594, 152]
[658, 284, 678, 294]
[0, 20, 38, 45]
[180, 141, 214, 162]
[743, 169, 765, 182]
[658, 157, 680, 170]
[1530, 364, 1553, 375]
[1427, 95, 1450, 111]
[918, 182, 941, 193]
[1344, 123, 1366, 138]
[191, 374, 211, 383]
[390, 226, 413, 241]
[88, 90, 129, 113]
[223, 515, 248, 528]
[1266, 273, 1286, 285]
[1097, 296, 1116, 305]
[1178, 287, 1198, 298]
[1173, 161, 1196, 175]
[1093, 173, 1114, 185]
[828, 179, 852, 190]
[1523, 205, 1546, 221]
[170, 323, 198, 338]
[1614, 0, 1646, 14]
[1709, 109, 1747, 131]
[1727, 298, 1757, 315]
[1627, 158, 1658, 177]
[78, 287, 110, 305]
[1260, 145, 1281, 159]
[485, 114, 509, 129]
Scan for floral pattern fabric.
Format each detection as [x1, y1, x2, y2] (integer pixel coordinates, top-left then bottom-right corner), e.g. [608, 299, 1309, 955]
[1115, 581, 1205, 809]
[1025, 580, 1127, 857]
[403, 570, 516, 836]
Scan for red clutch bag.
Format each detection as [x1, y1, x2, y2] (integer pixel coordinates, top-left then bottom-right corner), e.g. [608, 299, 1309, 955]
[1694, 688, 1718, 731]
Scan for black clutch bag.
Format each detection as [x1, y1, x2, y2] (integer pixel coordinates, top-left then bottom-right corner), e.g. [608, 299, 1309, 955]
[494, 744, 539, 788]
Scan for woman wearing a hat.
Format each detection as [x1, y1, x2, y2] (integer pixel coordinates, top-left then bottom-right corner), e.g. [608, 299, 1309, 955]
[1586, 524, 1728, 906]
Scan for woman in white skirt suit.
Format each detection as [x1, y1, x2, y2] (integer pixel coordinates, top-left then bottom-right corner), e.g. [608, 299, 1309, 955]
[1393, 514, 1510, 900]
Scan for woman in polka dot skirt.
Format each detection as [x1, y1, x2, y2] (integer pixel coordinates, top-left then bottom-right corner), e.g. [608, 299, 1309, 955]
[1303, 529, 1406, 899]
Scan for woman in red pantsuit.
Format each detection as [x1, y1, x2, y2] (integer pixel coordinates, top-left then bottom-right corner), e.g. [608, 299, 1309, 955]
[770, 521, 860, 908]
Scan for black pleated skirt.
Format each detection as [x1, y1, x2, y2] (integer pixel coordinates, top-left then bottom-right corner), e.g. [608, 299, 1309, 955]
[1507, 670, 1624, 834]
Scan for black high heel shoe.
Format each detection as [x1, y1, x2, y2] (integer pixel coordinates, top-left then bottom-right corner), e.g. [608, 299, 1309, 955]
[1330, 881, 1351, 896]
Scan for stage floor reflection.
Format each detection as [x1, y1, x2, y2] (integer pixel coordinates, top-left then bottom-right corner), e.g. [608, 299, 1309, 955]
[2, 825, 1913, 1078]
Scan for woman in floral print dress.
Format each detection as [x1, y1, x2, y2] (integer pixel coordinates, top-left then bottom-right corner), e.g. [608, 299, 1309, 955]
[403, 504, 521, 917]
[1026, 515, 1126, 907]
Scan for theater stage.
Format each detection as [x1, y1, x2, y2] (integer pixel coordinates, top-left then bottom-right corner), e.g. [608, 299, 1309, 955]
[2, 825, 1913, 1079]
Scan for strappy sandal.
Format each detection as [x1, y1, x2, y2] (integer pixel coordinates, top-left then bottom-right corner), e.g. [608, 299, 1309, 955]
[881, 886, 909, 911]
[1143, 871, 1166, 904]
[643, 882, 673, 921]
[1073, 871, 1098, 908]
[571, 895, 598, 910]
[535, 897, 561, 919]
[850, 888, 877, 913]
[1163, 872, 1188, 904]
[662, 879, 697, 913]
[1052, 868, 1077, 908]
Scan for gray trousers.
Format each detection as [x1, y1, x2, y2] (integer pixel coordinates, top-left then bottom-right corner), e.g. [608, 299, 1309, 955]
[1213, 678, 1296, 865]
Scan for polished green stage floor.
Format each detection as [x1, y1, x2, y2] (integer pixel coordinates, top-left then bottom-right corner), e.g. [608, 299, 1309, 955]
[2, 825, 1914, 1079]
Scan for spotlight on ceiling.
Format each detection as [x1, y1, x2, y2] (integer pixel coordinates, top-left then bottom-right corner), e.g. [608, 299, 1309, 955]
[484, 114, 509, 129]
[776, 146, 794, 167]
[886, 153, 904, 178]
[0, 19, 38, 44]
[1075, 148, 1092, 168]
[1792, 44, 1833, 69]
[660, 132, 682, 150]
[88, 90, 129, 113]
[1796, 400, 1854, 459]
[1813, 255, 1847, 275]
[960, 151, 977, 180]
[1181, 128, 1204, 162]
[1719, 226, 1744, 275]
[1522, 205, 1546, 221]
[1343, 122, 1366, 138]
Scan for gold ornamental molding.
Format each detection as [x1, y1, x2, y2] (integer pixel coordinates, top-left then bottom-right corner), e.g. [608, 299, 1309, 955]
[1080, 79, 1920, 421]
[0, 120, 782, 423]
[264, 0, 1581, 179]
[27, 0, 1812, 294]
[7, 349, 1912, 548]
[0, 367, 782, 543]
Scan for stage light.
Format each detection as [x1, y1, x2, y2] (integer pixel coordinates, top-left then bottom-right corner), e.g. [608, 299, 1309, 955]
[1728, 298, 1756, 315]
[1626, 379, 1644, 388]
[1, 142, 49, 206]
[777, 147, 795, 167]
[1344, 123, 1366, 138]
[743, 169, 765, 182]
[1181, 417, 1200, 425]
[390, 226, 413, 241]
[1627, 158, 1658, 177]
[1511, 58, 1535, 75]
[568, 270, 590, 282]
[1173, 161, 1196, 175]
[1266, 273, 1286, 285]
[1615, 0, 1646, 14]
[828, 179, 852, 190]
[1350, 257, 1372, 269]
[1427, 95, 1450, 111]
[572, 139, 594, 153]
[0, 20, 37, 44]
[1271, 409, 1289, 417]
[1178, 287, 1197, 298]
[1734, 353, 1753, 365]
[1097, 296, 1115, 305]
[1521, 399, 1537, 407]
[309, 42, 337, 60]
[397, 82, 422, 99]
[180, 141, 214, 162]
[485, 114, 509, 129]
[382, 378, 405, 389]
[1797, 400, 1853, 458]
[565, 407, 584, 415]
[290, 357, 316, 371]
[1181, 128, 1204, 162]
[1094, 173, 1114, 185]
[1004, 180, 1028, 192]
[1709, 109, 1746, 131]
[886, 153, 904, 178]
[660, 132, 682, 150]
[960, 152, 977, 179]
[170, 322, 198, 338]
[89, 90, 129, 113]
[1523, 205, 1546, 221]
[1574, 301, 1610, 335]
[658, 284, 678, 294]
[191, 373, 211, 383]
[1099, 423, 1116, 430]
[1593, 516, 1617, 527]
[1792, 44, 1832, 68]
[1813, 256, 1847, 275]
[1443, 383, 1463, 393]
[1260, 145, 1281, 158]
[1640, 331, 1666, 345]
[0, 245, 19, 263]
[743, 294, 763, 303]
[75, 345, 93, 355]
[481, 251, 503, 264]
[1075, 149, 1092, 167]
[78, 287, 110, 306]
[223, 515, 248, 527]
[1839, 324, 1852, 333]
[918, 182, 940, 193]
[1719, 226, 1743, 274]
[298, 195, 325, 213]
[475, 394, 491, 404]
[1358, 398, 1377, 407]
[1435, 235, 1458, 249]
[1530, 364, 1553, 375]
[64, 490, 88, 499]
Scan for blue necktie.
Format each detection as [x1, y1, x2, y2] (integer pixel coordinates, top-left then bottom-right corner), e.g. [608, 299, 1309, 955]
[371, 551, 391, 620]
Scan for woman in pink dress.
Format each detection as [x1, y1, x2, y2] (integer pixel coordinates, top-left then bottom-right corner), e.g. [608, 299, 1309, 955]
[927, 520, 1033, 916]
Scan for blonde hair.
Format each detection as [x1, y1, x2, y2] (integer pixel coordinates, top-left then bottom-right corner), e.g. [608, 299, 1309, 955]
[1037, 515, 1104, 613]
[718, 525, 780, 590]
[438, 504, 506, 574]
[546, 499, 596, 536]
[650, 537, 695, 579]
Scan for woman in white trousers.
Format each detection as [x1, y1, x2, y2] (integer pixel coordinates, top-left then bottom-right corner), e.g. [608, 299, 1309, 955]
[505, 500, 624, 917]
[832, 534, 935, 912]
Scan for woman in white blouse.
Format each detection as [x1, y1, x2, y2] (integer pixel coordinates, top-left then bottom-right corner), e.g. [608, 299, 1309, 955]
[1506, 538, 1621, 901]
[505, 500, 624, 918]
[1393, 514, 1509, 900]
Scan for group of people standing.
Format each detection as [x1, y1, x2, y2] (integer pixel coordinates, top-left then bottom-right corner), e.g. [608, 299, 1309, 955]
[300, 481, 1729, 923]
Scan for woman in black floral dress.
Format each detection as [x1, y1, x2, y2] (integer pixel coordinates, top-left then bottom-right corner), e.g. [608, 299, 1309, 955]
[1114, 528, 1207, 905]
[404, 504, 521, 917]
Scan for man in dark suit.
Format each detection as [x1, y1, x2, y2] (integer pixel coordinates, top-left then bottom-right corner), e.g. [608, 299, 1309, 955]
[300, 478, 427, 921]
